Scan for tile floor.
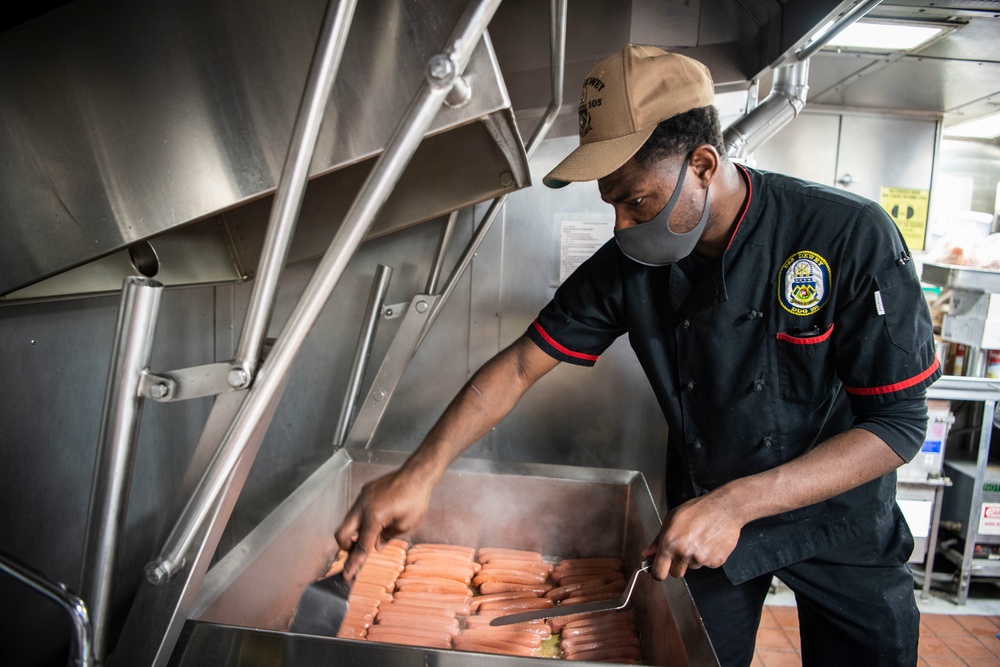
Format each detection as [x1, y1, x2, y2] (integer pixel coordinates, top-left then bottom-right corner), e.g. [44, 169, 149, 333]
[752, 604, 1000, 666]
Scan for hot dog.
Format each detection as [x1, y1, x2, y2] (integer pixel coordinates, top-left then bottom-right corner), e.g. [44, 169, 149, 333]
[545, 577, 624, 601]
[349, 583, 394, 602]
[470, 591, 539, 609]
[457, 628, 542, 648]
[478, 597, 555, 612]
[473, 571, 547, 586]
[393, 576, 473, 596]
[561, 619, 635, 638]
[562, 631, 641, 653]
[477, 581, 552, 595]
[452, 637, 539, 657]
[398, 568, 472, 585]
[549, 609, 626, 633]
[476, 547, 544, 561]
[559, 590, 622, 605]
[409, 543, 476, 557]
[375, 608, 459, 627]
[374, 614, 460, 636]
[551, 568, 618, 583]
[566, 581, 626, 599]
[381, 601, 456, 619]
[553, 571, 624, 587]
[478, 559, 552, 576]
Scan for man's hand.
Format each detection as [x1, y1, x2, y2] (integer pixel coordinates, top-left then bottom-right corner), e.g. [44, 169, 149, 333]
[641, 429, 908, 580]
[334, 468, 435, 578]
[641, 492, 743, 579]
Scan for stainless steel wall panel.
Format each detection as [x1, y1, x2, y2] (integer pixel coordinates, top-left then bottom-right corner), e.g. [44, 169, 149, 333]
[494, 136, 669, 508]
[837, 114, 937, 204]
[750, 112, 842, 186]
[0, 288, 215, 666]
[359, 210, 487, 458]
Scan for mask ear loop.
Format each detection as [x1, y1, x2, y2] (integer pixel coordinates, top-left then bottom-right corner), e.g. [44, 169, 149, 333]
[649, 151, 692, 226]
[614, 151, 712, 266]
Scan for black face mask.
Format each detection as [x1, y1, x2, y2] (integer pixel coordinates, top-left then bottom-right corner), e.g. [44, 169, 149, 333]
[614, 156, 711, 267]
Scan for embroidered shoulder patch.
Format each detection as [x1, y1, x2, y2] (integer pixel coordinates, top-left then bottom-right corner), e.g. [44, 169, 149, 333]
[778, 251, 832, 316]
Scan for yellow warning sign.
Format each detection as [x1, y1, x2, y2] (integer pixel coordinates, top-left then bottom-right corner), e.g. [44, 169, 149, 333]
[879, 186, 929, 251]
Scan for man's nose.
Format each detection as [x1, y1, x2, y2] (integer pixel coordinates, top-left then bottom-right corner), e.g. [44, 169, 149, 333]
[613, 210, 637, 231]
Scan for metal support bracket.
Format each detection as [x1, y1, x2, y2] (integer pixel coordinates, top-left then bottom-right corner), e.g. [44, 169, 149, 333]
[345, 294, 441, 448]
[139, 362, 237, 403]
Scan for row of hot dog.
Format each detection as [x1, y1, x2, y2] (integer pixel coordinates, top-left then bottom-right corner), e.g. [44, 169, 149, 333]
[324, 541, 642, 662]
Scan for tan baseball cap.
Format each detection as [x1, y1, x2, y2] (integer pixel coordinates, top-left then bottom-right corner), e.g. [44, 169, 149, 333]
[543, 45, 715, 189]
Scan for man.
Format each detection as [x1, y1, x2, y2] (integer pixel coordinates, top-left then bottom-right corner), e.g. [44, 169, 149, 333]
[335, 45, 939, 665]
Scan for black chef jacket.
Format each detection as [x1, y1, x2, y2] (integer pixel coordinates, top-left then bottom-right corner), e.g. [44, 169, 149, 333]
[526, 165, 941, 584]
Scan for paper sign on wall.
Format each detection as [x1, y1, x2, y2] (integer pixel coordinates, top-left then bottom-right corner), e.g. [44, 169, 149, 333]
[560, 219, 614, 283]
[879, 186, 929, 251]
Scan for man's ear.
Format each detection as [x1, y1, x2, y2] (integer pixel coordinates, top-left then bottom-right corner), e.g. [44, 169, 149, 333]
[689, 144, 720, 186]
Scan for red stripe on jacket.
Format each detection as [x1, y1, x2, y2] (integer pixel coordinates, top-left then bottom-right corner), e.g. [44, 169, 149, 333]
[844, 357, 940, 396]
[776, 323, 835, 345]
[532, 321, 600, 362]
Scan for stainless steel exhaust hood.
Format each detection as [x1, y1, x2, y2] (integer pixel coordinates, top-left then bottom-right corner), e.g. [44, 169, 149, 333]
[0, 0, 529, 301]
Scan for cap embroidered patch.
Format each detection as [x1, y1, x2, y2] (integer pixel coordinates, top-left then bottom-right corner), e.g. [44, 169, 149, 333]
[779, 251, 831, 316]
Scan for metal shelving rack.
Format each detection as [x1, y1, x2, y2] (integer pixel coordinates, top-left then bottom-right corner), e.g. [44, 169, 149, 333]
[922, 262, 1000, 603]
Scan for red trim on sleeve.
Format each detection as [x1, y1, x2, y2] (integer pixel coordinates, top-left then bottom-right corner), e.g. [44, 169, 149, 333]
[725, 165, 753, 251]
[776, 323, 834, 345]
[844, 357, 940, 396]
[531, 321, 600, 362]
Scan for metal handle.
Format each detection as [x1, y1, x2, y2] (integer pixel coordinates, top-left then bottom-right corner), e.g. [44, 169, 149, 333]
[1, 550, 96, 667]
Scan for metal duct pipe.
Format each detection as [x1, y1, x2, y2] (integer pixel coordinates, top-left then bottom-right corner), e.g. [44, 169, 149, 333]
[796, 0, 883, 62]
[723, 59, 810, 161]
[724, 0, 883, 160]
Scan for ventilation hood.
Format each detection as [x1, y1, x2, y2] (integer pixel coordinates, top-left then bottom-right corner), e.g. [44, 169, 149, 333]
[0, 0, 529, 301]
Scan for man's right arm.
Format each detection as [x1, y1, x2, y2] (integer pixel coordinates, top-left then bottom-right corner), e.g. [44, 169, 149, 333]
[334, 334, 559, 572]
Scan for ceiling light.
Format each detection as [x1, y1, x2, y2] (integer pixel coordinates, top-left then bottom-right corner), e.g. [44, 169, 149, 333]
[822, 21, 944, 51]
[945, 112, 1000, 140]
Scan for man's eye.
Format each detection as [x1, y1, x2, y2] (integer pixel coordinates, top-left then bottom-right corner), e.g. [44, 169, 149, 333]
[629, 197, 644, 207]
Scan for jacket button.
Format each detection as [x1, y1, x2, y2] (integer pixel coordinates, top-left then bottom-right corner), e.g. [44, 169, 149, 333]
[683, 380, 696, 392]
[747, 310, 762, 320]
[692, 440, 703, 450]
[761, 436, 773, 449]
[752, 379, 764, 392]
[681, 320, 691, 329]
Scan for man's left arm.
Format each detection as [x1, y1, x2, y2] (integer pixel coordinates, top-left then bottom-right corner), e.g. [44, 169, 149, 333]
[645, 413, 921, 579]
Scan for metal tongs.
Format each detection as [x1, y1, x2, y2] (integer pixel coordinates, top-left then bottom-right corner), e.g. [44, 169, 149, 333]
[489, 558, 652, 626]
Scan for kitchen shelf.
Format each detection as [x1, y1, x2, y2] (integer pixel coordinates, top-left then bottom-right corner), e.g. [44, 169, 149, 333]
[926, 375, 1000, 604]
[922, 261, 1000, 293]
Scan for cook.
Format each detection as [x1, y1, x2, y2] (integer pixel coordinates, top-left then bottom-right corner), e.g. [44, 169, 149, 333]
[336, 44, 939, 666]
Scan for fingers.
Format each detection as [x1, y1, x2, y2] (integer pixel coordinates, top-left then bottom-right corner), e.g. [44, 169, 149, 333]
[648, 552, 690, 580]
[335, 506, 361, 552]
